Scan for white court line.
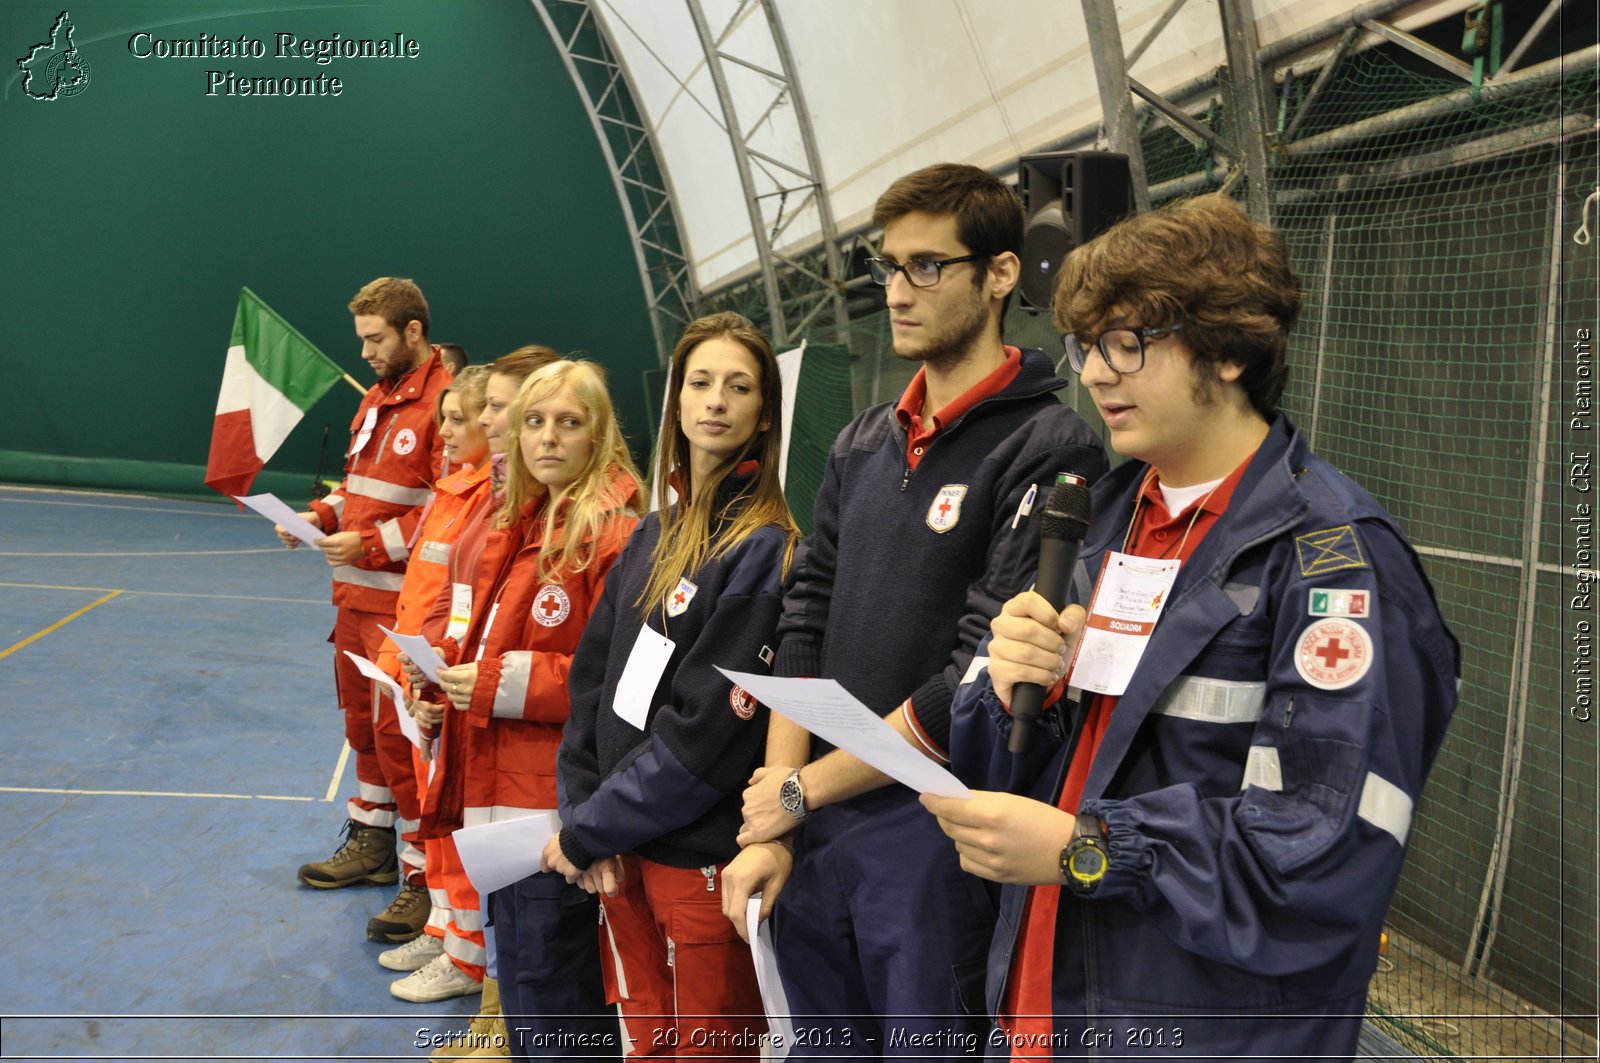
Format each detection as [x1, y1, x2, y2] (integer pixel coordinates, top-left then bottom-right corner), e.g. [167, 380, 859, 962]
[0, 786, 314, 802]
[0, 581, 326, 606]
[0, 491, 247, 518]
[0, 548, 287, 557]
[325, 741, 352, 802]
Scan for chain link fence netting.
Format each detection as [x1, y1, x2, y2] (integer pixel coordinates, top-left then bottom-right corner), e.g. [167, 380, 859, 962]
[689, 25, 1597, 1060]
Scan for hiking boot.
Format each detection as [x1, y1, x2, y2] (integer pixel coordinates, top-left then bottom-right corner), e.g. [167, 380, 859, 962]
[296, 822, 397, 889]
[390, 953, 483, 1003]
[366, 877, 430, 943]
[378, 929, 444, 971]
[430, 976, 507, 1060]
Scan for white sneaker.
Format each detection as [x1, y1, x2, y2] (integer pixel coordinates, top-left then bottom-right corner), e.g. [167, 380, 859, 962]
[379, 930, 445, 971]
[391, 953, 484, 1003]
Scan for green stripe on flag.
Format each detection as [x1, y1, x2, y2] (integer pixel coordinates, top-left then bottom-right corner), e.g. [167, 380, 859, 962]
[232, 287, 344, 411]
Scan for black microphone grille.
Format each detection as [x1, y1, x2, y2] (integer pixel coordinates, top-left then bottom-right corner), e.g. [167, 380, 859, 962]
[1040, 472, 1091, 538]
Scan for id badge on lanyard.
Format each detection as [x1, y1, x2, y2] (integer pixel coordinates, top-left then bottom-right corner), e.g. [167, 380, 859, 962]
[350, 406, 379, 458]
[613, 624, 674, 730]
[1065, 551, 1182, 696]
[447, 582, 473, 642]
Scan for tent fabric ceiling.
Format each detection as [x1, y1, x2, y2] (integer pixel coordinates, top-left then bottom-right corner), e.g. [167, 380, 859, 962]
[590, 0, 1474, 293]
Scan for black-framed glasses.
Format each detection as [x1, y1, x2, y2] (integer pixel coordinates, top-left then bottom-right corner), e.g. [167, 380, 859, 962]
[865, 253, 988, 288]
[1063, 324, 1184, 375]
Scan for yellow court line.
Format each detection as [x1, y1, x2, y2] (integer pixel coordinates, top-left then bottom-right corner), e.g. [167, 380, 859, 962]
[0, 786, 313, 802]
[0, 589, 124, 660]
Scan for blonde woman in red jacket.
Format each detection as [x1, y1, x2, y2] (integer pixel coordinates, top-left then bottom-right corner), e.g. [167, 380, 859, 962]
[428, 360, 643, 1058]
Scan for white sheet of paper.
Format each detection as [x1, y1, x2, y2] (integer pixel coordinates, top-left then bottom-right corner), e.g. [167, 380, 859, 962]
[715, 669, 972, 798]
[614, 625, 674, 730]
[452, 811, 558, 896]
[1066, 552, 1182, 696]
[379, 625, 448, 686]
[236, 493, 324, 548]
[342, 651, 424, 750]
[746, 895, 794, 1059]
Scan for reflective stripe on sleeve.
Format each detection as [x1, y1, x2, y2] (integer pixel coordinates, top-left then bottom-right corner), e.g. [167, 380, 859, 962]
[1241, 745, 1283, 792]
[1152, 675, 1267, 724]
[377, 518, 409, 562]
[1357, 771, 1414, 846]
[493, 651, 533, 720]
[332, 565, 406, 592]
[346, 474, 432, 508]
[323, 492, 346, 518]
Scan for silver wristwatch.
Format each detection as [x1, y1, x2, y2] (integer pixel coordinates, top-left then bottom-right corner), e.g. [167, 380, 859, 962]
[779, 768, 810, 821]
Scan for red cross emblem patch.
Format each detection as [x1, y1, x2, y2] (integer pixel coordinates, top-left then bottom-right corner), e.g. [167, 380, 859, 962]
[393, 427, 418, 456]
[1294, 618, 1372, 690]
[667, 577, 698, 618]
[926, 484, 968, 533]
[729, 684, 757, 720]
[531, 584, 571, 627]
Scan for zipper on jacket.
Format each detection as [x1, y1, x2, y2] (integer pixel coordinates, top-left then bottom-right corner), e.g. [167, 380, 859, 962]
[701, 865, 717, 892]
[1080, 904, 1101, 1059]
[900, 462, 912, 492]
[666, 937, 675, 968]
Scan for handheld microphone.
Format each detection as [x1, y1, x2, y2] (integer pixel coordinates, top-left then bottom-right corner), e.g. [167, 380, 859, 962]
[1007, 472, 1092, 754]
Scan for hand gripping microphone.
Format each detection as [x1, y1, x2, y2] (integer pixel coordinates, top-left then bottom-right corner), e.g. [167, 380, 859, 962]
[1007, 472, 1092, 754]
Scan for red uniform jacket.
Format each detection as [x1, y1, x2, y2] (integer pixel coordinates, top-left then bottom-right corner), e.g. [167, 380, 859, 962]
[422, 466, 640, 831]
[374, 461, 494, 684]
[308, 349, 451, 614]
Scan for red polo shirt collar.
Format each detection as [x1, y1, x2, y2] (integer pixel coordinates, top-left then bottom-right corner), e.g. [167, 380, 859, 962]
[894, 345, 1022, 469]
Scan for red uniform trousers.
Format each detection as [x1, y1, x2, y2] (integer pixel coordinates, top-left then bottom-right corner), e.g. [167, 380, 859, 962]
[599, 855, 765, 1059]
[411, 743, 487, 980]
[334, 605, 423, 877]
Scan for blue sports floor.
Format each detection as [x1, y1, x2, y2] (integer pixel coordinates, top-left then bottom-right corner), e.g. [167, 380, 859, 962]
[0, 485, 479, 1062]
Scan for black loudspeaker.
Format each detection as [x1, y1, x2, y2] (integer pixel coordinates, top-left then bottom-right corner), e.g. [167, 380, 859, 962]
[1017, 151, 1135, 312]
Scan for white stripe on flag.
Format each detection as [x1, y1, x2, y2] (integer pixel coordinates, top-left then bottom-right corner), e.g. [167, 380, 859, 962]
[214, 344, 310, 461]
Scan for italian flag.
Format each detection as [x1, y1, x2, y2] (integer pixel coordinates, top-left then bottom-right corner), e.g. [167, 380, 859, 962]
[205, 288, 347, 498]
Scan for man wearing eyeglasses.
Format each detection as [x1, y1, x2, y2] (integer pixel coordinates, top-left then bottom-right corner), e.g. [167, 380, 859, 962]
[919, 193, 1459, 1059]
[723, 162, 1108, 1056]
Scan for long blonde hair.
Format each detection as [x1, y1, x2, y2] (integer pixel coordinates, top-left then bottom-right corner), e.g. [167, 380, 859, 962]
[638, 312, 798, 616]
[499, 360, 643, 582]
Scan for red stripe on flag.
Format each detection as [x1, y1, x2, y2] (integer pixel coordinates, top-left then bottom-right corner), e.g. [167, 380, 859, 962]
[205, 408, 263, 498]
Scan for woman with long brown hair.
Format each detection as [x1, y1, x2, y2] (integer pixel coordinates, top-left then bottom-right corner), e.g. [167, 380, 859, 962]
[546, 313, 798, 1058]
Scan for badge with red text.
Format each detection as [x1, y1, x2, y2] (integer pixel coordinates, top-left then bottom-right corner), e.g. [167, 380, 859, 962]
[729, 685, 757, 720]
[1065, 552, 1182, 696]
[926, 485, 967, 533]
[666, 577, 698, 617]
[393, 427, 418, 455]
[1294, 618, 1373, 690]
[532, 584, 571, 627]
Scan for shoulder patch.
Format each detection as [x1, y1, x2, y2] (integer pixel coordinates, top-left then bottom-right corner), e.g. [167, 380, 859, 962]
[927, 484, 967, 533]
[1294, 618, 1373, 690]
[1309, 587, 1371, 618]
[1295, 524, 1367, 577]
[666, 577, 698, 617]
[531, 584, 571, 627]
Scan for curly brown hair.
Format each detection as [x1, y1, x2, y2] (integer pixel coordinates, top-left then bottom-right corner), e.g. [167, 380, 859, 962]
[1054, 193, 1302, 416]
[348, 277, 430, 338]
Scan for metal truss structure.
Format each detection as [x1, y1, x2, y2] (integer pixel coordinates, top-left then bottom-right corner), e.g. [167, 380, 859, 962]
[531, 0, 699, 362]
